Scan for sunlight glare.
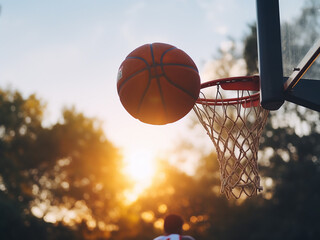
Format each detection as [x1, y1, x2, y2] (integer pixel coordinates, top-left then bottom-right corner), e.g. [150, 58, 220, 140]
[123, 148, 156, 203]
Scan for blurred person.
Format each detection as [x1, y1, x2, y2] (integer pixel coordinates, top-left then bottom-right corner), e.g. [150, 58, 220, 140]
[153, 214, 196, 240]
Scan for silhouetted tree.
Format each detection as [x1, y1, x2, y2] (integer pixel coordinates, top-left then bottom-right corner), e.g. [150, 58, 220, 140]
[0, 88, 127, 239]
[243, 23, 258, 75]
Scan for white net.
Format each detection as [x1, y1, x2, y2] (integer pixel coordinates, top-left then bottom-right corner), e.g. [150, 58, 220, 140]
[193, 80, 269, 199]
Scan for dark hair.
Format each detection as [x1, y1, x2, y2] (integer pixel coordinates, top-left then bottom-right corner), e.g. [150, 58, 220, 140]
[164, 214, 183, 234]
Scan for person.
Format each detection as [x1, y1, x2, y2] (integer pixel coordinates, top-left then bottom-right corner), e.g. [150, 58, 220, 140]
[153, 214, 196, 240]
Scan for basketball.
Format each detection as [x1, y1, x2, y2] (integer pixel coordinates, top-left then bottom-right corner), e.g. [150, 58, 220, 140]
[117, 42, 200, 125]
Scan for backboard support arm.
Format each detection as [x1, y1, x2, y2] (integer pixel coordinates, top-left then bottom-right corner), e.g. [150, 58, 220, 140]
[284, 39, 320, 91]
[256, 0, 284, 110]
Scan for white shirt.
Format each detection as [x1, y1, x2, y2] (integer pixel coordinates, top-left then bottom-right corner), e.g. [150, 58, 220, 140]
[154, 234, 181, 240]
[153, 234, 195, 240]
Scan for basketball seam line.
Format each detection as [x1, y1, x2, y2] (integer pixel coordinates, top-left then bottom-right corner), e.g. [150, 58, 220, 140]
[160, 48, 199, 101]
[118, 63, 198, 92]
[137, 44, 155, 116]
[160, 46, 198, 73]
[137, 72, 152, 115]
[156, 77, 167, 119]
[153, 44, 169, 120]
[126, 56, 149, 65]
[117, 56, 150, 93]
[137, 44, 168, 120]
[161, 63, 198, 72]
[162, 74, 198, 100]
[119, 66, 198, 114]
[117, 67, 148, 93]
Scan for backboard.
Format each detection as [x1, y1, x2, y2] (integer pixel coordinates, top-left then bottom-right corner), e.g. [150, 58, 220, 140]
[256, 0, 320, 112]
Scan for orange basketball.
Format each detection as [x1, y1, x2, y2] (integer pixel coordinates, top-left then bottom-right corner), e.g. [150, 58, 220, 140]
[117, 43, 200, 125]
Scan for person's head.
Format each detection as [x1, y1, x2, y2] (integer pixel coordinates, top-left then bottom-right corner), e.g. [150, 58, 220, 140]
[164, 214, 184, 234]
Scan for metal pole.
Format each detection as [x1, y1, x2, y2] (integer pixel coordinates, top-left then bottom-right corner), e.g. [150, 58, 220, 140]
[256, 0, 284, 110]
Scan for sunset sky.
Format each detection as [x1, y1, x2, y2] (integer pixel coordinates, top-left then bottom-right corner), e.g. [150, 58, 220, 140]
[0, 0, 304, 193]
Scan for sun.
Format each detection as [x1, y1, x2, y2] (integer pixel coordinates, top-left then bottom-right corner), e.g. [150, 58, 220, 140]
[123, 148, 156, 203]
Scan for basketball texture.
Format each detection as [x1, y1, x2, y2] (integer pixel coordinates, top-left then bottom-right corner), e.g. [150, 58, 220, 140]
[117, 43, 200, 125]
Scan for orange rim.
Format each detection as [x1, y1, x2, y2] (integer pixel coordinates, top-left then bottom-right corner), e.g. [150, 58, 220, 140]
[196, 75, 261, 107]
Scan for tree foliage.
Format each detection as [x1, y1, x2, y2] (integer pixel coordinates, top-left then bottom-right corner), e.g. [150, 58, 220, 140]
[0, 88, 127, 239]
[243, 23, 258, 75]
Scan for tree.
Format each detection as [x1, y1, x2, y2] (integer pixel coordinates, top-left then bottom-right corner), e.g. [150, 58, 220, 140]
[243, 23, 258, 75]
[255, 104, 320, 239]
[281, 0, 320, 77]
[0, 88, 128, 239]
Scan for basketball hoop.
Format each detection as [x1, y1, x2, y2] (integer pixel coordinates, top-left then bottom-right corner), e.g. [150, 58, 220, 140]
[193, 75, 269, 199]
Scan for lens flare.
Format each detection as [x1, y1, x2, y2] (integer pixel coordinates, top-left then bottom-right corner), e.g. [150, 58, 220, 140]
[123, 149, 156, 203]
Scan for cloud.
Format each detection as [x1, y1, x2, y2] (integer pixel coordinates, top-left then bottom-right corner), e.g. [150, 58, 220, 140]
[215, 26, 228, 35]
[195, 0, 229, 35]
[119, 1, 147, 47]
[195, 0, 256, 38]
[124, 1, 146, 16]
[119, 1, 171, 47]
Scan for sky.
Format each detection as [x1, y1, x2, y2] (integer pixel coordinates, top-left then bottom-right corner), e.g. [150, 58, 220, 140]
[0, 0, 304, 176]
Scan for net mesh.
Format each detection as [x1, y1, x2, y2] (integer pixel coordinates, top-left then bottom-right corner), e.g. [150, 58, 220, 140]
[193, 83, 269, 199]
